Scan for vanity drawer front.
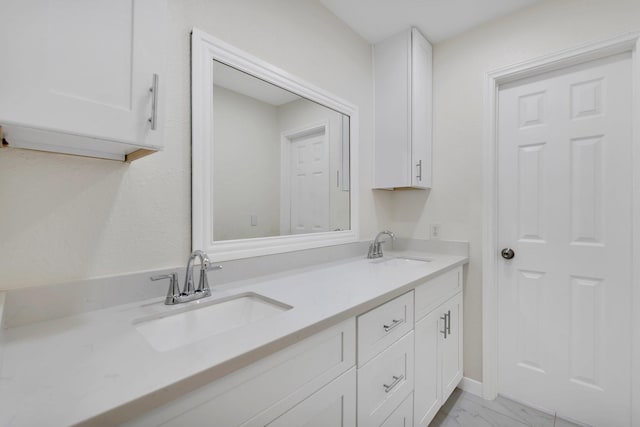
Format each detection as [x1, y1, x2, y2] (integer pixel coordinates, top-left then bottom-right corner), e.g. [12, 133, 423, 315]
[381, 392, 413, 427]
[415, 266, 462, 321]
[357, 331, 414, 427]
[358, 291, 414, 366]
[263, 367, 356, 427]
[124, 319, 355, 427]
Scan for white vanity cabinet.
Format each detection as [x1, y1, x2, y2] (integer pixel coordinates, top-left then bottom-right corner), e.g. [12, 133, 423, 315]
[373, 28, 432, 190]
[357, 292, 415, 427]
[124, 265, 465, 427]
[0, 0, 167, 161]
[439, 293, 463, 401]
[124, 319, 356, 426]
[413, 267, 464, 427]
[266, 368, 356, 427]
[380, 393, 414, 427]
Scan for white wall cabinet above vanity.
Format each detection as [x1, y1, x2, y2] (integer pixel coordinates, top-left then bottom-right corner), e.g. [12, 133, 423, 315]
[0, 0, 167, 162]
[373, 28, 433, 190]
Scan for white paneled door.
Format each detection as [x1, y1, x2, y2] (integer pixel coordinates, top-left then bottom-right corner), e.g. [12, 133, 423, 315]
[497, 53, 632, 426]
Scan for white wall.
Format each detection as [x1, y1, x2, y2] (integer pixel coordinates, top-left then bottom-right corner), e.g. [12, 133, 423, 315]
[0, 0, 390, 290]
[212, 85, 281, 241]
[386, 0, 640, 381]
[6, 0, 635, 386]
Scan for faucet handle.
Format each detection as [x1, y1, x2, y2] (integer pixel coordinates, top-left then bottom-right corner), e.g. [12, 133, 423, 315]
[151, 273, 181, 304]
[150, 272, 177, 282]
[196, 264, 222, 294]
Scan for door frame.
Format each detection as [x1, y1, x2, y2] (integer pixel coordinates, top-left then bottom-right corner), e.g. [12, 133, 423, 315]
[279, 121, 329, 235]
[482, 32, 640, 425]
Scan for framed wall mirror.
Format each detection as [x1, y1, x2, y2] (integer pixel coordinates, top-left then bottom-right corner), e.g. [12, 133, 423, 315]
[191, 29, 359, 261]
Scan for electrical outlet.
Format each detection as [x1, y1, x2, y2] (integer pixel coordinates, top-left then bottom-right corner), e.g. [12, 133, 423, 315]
[250, 214, 258, 226]
[430, 224, 441, 240]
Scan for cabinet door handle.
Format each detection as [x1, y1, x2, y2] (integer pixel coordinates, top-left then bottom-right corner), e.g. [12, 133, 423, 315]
[440, 314, 448, 339]
[383, 318, 402, 332]
[446, 310, 451, 335]
[148, 74, 159, 130]
[383, 375, 404, 393]
[416, 160, 422, 181]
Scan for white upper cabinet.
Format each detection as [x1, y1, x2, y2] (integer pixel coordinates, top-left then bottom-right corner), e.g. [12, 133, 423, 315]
[0, 0, 167, 161]
[374, 28, 432, 189]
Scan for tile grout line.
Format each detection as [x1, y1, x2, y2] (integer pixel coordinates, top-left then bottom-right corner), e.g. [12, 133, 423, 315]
[463, 391, 556, 425]
[434, 390, 583, 427]
[456, 391, 535, 426]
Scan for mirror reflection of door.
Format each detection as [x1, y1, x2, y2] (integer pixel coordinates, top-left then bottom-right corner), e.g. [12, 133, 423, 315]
[285, 127, 329, 235]
[211, 60, 350, 241]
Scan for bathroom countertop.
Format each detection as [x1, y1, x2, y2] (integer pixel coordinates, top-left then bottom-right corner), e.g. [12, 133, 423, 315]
[0, 251, 467, 426]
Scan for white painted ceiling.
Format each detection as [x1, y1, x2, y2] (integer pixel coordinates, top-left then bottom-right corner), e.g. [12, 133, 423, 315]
[319, 0, 544, 44]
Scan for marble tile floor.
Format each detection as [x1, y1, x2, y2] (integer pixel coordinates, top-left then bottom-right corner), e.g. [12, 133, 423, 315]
[430, 389, 585, 427]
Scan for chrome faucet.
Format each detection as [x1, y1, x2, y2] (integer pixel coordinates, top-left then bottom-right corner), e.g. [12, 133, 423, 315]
[368, 230, 395, 259]
[151, 250, 222, 305]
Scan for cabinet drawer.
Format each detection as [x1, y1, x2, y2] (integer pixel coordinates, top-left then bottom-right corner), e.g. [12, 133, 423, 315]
[358, 291, 414, 366]
[124, 319, 355, 427]
[415, 267, 462, 321]
[357, 331, 414, 427]
[381, 392, 413, 427]
[264, 368, 356, 427]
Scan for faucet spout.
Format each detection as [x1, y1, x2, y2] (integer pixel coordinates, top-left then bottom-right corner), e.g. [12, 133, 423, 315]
[368, 230, 395, 259]
[375, 230, 395, 242]
[151, 250, 221, 305]
[184, 250, 209, 296]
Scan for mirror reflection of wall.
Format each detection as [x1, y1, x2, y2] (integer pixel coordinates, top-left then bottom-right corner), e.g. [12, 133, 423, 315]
[211, 61, 350, 242]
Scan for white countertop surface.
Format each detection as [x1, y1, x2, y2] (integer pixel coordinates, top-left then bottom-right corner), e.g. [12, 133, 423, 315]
[0, 251, 467, 426]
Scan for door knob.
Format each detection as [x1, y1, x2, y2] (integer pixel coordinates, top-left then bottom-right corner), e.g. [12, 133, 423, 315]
[501, 248, 515, 260]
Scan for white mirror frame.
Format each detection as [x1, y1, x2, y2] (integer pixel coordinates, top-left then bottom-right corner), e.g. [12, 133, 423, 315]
[191, 28, 359, 262]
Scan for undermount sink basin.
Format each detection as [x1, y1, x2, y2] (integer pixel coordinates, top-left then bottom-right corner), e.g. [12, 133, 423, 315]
[134, 293, 292, 352]
[369, 256, 432, 265]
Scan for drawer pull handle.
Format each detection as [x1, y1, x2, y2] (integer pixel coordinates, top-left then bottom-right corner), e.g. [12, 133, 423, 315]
[383, 375, 404, 393]
[383, 319, 402, 332]
[440, 310, 452, 339]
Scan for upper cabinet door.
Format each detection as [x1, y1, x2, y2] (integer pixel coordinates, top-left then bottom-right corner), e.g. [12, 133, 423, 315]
[373, 30, 411, 189]
[0, 0, 167, 160]
[411, 28, 433, 188]
[373, 27, 432, 190]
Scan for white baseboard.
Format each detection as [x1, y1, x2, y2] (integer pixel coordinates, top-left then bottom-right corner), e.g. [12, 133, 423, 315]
[458, 376, 483, 397]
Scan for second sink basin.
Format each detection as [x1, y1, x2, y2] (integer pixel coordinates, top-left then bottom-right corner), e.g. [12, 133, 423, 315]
[369, 256, 432, 266]
[134, 293, 292, 352]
